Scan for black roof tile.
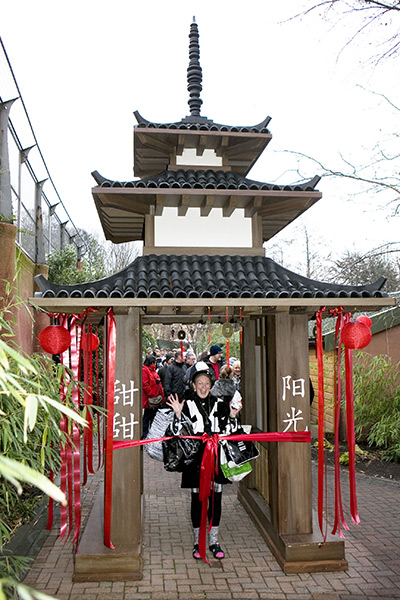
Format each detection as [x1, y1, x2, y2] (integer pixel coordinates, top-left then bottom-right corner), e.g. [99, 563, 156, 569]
[35, 255, 387, 300]
[92, 170, 320, 193]
[134, 111, 272, 135]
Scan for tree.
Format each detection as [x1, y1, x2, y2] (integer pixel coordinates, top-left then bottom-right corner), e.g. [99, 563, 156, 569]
[0, 302, 87, 599]
[296, 1, 400, 63]
[102, 241, 141, 274]
[47, 243, 106, 285]
[327, 247, 400, 290]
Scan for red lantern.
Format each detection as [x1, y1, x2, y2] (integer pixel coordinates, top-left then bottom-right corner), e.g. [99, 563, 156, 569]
[81, 332, 100, 352]
[355, 315, 372, 328]
[341, 321, 372, 350]
[39, 325, 71, 354]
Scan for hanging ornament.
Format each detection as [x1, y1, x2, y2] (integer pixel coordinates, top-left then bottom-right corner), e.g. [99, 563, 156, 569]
[341, 321, 372, 349]
[221, 322, 234, 338]
[355, 315, 372, 328]
[177, 329, 186, 340]
[208, 307, 211, 345]
[81, 332, 100, 352]
[39, 325, 71, 355]
[223, 308, 232, 366]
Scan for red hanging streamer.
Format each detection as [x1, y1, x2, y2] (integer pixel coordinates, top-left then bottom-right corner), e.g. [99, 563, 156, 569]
[69, 317, 83, 545]
[207, 307, 211, 345]
[95, 327, 103, 470]
[104, 309, 117, 550]
[344, 313, 360, 525]
[315, 307, 327, 539]
[83, 323, 95, 480]
[58, 313, 71, 540]
[225, 308, 230, 366]
[330, 307, 349, 538]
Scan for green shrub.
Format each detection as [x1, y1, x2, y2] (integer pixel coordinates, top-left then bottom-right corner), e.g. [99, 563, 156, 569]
[352, 353, 400, 461]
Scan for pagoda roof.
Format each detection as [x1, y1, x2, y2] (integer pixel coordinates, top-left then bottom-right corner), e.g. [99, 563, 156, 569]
[91, 170, 322, 244]
[132, 20, 273, 178]
[133, 113, 272, 179]
[134, 111, 272, 135]
[35, 254, 387, 302]
[92, 170, 320, 193]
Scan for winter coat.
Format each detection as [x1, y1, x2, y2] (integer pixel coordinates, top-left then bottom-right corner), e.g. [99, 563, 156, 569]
[142, 364, 164, 409]
[174, 389, 242, 488]
[210, 377, 237, 402]
[204, 356, 224, 385]
[164, 360, 187, 400]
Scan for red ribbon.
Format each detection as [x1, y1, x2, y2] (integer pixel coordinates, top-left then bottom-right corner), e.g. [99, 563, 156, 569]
[330, 308, 349, 537]
[58, 313, 70, 540]
[70, 317, 83, 545]
[104, 309, 116, 549]
[315, 307, 327, 540]
[113, 430, 310, 560]
[344, 313, 360, 525]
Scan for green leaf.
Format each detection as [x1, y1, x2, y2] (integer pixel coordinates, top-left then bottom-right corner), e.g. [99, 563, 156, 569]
[15, 583, 58, 600]
[24, 394, 38, 442]
[0, 455, 67, 506]
[39, 395, 87, 427]
[1, 342, 37, 374]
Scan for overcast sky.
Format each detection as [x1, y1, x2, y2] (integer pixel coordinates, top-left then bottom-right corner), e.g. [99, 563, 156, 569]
[1, 0, 399, 273]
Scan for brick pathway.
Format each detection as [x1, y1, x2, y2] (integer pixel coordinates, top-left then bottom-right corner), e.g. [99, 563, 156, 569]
[23, 453, 400, 600]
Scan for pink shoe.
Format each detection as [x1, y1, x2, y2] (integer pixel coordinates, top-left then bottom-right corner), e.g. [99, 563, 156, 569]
[209, 543, 224, 559]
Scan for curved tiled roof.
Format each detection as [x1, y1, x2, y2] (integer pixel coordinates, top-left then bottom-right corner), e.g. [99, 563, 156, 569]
[134, 111, 272, 134]
[35, 255, 387, 300]
[92, 170, 320, 193]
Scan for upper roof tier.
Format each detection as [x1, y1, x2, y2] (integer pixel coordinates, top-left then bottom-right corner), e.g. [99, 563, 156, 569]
[133, 19, 272, 178]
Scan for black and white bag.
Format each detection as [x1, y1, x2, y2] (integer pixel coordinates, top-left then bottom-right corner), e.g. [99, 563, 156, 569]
[144, 408, 174, 461]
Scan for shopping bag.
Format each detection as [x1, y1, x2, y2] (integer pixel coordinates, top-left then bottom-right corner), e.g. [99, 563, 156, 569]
[162, 417, 201, 472]
[220, 442, 253, 482]
[223, 438, 259, 466]
[144, 408, 174, 461]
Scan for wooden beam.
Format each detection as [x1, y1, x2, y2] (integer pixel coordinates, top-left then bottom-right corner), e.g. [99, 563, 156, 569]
[177, 194, 191, 217]
[31, 297, 396, 316]
[196, 135, 208, 156]
[155, 195, 164, 216]
[222, 195, 238, 217]
[200, 195, 215, 217]
[177, 134, 185, 156]
[244, 196, 262, 218]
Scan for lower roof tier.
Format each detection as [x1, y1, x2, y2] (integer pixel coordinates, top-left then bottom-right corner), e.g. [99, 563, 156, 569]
[35, 254, 387, 301]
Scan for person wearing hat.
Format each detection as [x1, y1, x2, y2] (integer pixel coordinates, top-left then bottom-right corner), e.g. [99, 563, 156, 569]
[166, 361, 243, 561]
[205, 345, 223, 385]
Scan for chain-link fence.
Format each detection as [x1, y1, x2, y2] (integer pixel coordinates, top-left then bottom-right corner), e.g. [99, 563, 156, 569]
[1, 38, 87, 263]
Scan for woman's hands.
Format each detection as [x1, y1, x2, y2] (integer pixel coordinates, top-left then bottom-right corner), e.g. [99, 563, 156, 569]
[166, 393, 184, 419]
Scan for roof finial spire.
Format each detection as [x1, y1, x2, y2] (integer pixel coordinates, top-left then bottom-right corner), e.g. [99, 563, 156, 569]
[187, 18, 202, 117]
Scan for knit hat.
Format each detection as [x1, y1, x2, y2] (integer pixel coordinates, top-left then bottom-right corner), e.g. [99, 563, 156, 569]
[209, 345, 222, 356]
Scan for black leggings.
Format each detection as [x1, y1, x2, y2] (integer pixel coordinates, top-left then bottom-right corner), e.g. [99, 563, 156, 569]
[191, 491, 222, 528]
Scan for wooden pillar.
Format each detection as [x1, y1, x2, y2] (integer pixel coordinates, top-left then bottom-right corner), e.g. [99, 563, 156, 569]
[266, 312, 312, 535]
[75, 309, 143, 581]
[111, 311, 142, 552]
[238, 311, 346, 573]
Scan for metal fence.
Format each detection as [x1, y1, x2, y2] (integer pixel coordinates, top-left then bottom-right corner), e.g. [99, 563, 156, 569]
[0, 38, 86, 263]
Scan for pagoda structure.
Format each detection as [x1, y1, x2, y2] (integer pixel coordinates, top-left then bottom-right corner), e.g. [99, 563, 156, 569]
[33, 19, 393, 580]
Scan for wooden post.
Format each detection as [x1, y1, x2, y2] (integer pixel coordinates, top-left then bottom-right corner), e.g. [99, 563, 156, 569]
[75, 309, 143, 581]
[111, 310, 142, 551]
[267, 312, 312, 535]
[238, 311, 346, 572]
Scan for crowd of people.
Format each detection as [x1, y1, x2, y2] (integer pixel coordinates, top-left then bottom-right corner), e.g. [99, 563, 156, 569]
[141, 344, 242, 560]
